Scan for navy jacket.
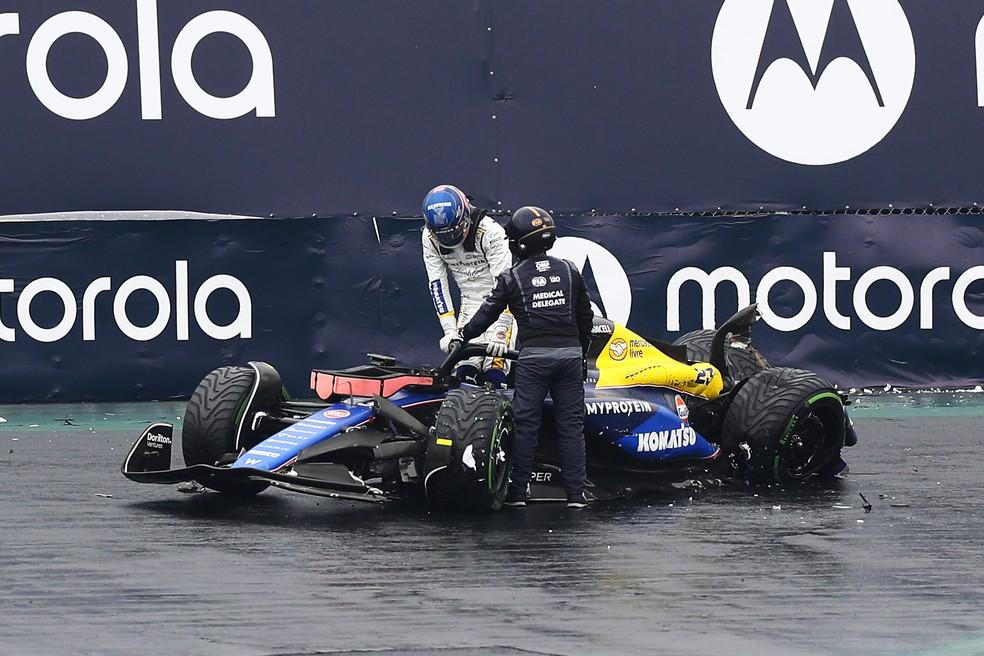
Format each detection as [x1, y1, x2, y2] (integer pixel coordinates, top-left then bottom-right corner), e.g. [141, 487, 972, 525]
[461, 255, 593, 354]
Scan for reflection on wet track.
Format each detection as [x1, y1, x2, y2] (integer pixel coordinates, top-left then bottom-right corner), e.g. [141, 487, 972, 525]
[1, 396, 983, 656]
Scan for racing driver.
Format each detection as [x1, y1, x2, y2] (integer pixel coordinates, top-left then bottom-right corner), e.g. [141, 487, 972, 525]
[421, 184, 513, 387]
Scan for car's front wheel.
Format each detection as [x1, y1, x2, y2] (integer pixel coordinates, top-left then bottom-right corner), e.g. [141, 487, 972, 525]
[424, 389, 513, 512]
[182, 363, 284, 496]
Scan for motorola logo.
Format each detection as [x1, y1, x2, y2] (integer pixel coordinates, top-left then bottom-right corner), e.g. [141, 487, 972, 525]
[0, 1, 275, 121]
[711, 0, 915, 165]
[549, 237, 632, 325]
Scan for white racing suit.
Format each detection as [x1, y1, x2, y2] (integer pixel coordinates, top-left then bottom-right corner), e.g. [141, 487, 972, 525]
[423, 212, 515, 381]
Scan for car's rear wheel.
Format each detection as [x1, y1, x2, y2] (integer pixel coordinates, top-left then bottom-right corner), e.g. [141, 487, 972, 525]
[721, 367, 845, 484]
[424, 389, 513, 512]
[673, 329, 769, 381]
[182, 364, 282, 496]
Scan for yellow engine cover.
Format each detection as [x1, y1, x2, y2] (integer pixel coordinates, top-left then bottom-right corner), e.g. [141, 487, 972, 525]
[594, 324, 724, 399]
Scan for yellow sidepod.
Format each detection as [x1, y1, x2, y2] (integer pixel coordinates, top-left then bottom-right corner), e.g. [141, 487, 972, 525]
[595, 324, 724, 399]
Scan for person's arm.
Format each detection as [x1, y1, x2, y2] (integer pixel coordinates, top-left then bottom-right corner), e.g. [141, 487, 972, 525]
[422, 230, 456, 336]
[479, 219, 514, 352]
[461, 272, 511, 341]
[480, 218, 512, 278]
[571, 267, 594, 356]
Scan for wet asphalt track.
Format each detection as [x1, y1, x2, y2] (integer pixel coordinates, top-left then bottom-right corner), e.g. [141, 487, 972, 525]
[1, 394, 983, 656]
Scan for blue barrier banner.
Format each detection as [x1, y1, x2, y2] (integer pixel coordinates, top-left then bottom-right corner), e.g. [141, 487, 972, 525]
[0, 214, 981, 401]
[1, 2, 984, 215]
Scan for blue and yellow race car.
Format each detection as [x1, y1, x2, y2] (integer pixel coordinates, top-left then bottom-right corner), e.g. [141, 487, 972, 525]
[123, 305, 857, 510]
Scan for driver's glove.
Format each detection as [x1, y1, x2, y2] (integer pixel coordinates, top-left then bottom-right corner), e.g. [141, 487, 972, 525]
[439, 331, 462, 354]
[486, 330, 509, 357]
[486, 313, 511, 357]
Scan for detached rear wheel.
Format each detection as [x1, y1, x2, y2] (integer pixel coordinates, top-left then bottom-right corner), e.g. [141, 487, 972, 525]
[183, 366, 271, 496]
[721, 367, 845, 485]
[425, 389, 513, 512]
[673, 329, 769, 381]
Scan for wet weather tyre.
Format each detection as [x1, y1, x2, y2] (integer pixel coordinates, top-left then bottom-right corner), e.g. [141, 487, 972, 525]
[425, 389, 513, 513]
[182, 366, 269, 496]
[673, 329, 769, 381]
[721, 367, 845, 485]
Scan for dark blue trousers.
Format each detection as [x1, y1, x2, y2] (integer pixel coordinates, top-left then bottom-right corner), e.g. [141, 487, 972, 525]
[509, 347, 586, 497]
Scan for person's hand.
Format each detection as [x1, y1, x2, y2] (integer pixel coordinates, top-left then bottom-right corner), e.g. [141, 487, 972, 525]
[486, 334, 508, 357]
[439, 332, 463, 354]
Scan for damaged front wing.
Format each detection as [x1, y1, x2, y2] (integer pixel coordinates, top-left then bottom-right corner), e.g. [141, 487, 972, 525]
[121, 423, 387, 503]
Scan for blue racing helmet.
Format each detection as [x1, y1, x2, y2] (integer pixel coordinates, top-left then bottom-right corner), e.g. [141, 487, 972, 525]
[422, 185, 472, 247]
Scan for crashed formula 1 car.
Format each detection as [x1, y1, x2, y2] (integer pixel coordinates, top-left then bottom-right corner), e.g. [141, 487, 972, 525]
[122, 305, 858, 510]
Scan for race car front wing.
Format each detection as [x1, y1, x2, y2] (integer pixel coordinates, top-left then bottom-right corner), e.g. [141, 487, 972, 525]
[121, 423, 387, 503]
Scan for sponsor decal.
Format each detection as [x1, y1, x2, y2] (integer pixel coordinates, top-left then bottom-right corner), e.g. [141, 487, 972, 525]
[323, 409, 351, 419]
[244, 457, 263, 466]
[591, 322, 613, 335]
[146, 432, 170, 445]
[585, 400, 654, 415]
[0, 260, 251, 343]
[144, 431, 170, 449]
[531, 471, 553, 482]
[531, 276, 547, 288]
[667, 252, 984, 332]
[531, 217, 544, 228]
[535, 260, 551, 272]
[626, 339, 650, 359]
[712, 0, 915, 165]
[608, 338, 628, 361]
[675, 395, 689, 421]
[0, 0, 276, 121]
[549, 275, 561, 283]
[426, 201, 454, 225]
[247, 449, 280, 458]
[550, 237, 632, 324]
[636, 424, 697, 452]
[429, 279, 449, 314]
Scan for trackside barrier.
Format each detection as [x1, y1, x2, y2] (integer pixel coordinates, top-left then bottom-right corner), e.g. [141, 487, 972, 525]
[2, 2, 984, 215]
[0, 214, 981, 401]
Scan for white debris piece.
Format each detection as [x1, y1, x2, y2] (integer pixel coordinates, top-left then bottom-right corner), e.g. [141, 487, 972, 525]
[772, 505, 782, 510]
[0, 417, 6, 424]
[461, 444, 476, 471]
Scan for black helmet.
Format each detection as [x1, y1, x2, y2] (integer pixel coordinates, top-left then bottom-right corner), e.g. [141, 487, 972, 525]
[506, 206, 556, 258]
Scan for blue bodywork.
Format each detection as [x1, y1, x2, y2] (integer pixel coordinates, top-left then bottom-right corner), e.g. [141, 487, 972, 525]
[234, 383, 718, 473]
[233, 390, 445, 471]
[582, 389, 718, 462]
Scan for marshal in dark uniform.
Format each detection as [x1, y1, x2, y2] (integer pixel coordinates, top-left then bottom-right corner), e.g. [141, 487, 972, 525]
[459, 207, 593, 508]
